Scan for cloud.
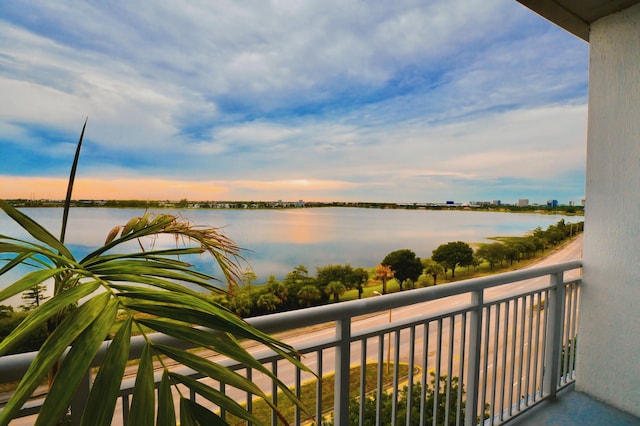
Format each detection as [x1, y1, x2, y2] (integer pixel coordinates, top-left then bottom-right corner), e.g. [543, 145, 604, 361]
[0, 0, 588, 203]
[0, 176, 357, 201]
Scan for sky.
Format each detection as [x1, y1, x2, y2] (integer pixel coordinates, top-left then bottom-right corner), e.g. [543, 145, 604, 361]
[0, 1, 589, 205]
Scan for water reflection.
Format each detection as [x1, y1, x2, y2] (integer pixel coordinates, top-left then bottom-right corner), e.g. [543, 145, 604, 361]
[1, 207, 576, 295]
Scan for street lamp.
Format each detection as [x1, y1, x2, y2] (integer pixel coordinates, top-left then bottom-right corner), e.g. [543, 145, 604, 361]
[373, 291, 392, 373]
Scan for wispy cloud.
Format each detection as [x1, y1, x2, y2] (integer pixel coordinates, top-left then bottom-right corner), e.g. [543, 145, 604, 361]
[0, 0, 588, 203]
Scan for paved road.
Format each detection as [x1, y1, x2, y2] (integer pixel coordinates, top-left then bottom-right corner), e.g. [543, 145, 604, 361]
[171, 235, 584, 421]
[10, 235, 583, 425]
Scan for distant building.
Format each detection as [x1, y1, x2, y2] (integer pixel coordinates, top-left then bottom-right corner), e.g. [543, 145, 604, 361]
[492, 200, 502, 206]
[517, 199, 529, 207]
[547, 199, 559, 207]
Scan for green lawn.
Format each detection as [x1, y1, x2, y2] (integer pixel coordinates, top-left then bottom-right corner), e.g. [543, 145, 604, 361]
[225, 362, 410, 425]
[338, 237, 579, 302]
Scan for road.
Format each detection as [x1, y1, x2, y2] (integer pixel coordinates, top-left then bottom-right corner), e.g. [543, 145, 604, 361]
[10, 235, 583, 425]
[168, 235, 583, 422]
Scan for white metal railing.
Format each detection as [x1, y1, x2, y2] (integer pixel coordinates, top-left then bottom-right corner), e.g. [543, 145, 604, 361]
[0, 260, 582, 425]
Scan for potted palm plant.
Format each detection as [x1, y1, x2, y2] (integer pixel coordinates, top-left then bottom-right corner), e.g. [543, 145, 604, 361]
[0, 121, 309, 425]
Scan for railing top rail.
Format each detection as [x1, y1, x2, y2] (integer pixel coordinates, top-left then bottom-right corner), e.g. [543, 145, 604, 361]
[0, 259, 582, 384]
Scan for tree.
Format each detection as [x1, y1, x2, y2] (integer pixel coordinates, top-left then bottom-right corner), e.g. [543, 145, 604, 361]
[325, 280, 346, 303]
[256, 293, 279, 313]
[283, 265, 316, 309]
[316, 264, 353, 303]
[504, 243, 519, 266]
[297, 285, 321, 307]
[375, 264, 395, 294]
[240, 269, 258, 287]
[421, 260, 445, 285]
[228, 290, 254, 317]
[381, 249, 422, 291]
[316, 264, 368, 300]
[227, 270, 259, 316]
[476, 243, 506, 270]
[522, 240, 536, 259]
[0, 312, 48, 354]
[316, 264, 351, 287]
[19, 283, 49, 311]
[0, 305, 13, 319]
[432, 241, 474, 278]
[351, 267, 370, 299]
[402, 278, 415, 290]
[265, 274, 287, 306]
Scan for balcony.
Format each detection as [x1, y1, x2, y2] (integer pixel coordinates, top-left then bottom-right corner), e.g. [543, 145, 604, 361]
[5, 257, 635, 425]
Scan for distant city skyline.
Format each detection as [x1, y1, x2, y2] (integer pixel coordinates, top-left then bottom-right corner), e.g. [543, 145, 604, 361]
[11, 197, 583, 209]
[0, 1, 588, 204]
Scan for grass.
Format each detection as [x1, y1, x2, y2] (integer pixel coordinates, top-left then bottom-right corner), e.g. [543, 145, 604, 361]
[337, 236, 581, 302]
[225, 362, 410, 425]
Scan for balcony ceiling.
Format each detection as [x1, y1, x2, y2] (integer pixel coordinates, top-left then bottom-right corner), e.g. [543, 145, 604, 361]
[517, 0, 640, 41]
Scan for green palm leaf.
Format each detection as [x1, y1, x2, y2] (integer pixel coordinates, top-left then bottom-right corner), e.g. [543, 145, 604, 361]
[0, 200, 73, 259]
[139, 318, 308, 404]
[109, 279, 221, 297]
[1, 179, 309, 424]
[169, 373, 261, 424]
[0, 293, 110, 424]
[0, 268, 65, 304]
[180, 398, 226, 426]
[128, 343, 155, 425]
[81, 317, 133, 426]
[153, 343, 267, 396]
[0, 281, 100, 356]
[156, 371, 177, 426]
[36, 298, 119, 425]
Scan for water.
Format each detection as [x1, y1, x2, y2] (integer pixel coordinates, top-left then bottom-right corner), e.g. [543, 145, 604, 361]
[0, 207, 576, 293]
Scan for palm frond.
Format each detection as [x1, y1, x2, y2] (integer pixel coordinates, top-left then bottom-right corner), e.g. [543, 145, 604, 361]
[0, 121, 309, 424]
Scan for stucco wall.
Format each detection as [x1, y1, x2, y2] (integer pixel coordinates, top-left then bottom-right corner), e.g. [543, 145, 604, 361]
[579, 2, 640, 416]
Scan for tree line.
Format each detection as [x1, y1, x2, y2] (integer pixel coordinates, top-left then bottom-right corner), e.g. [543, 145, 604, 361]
[1, 219, 582, 350]
[211, 219, 582, 317]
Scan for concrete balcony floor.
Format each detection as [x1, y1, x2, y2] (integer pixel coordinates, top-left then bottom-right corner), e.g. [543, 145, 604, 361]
[511, 385, 640, 426]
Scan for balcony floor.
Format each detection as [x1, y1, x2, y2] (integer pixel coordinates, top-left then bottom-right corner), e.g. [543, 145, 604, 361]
[511, 384, 640, 426]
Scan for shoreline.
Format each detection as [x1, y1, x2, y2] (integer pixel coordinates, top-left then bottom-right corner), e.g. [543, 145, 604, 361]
[6, 200, 584, 217]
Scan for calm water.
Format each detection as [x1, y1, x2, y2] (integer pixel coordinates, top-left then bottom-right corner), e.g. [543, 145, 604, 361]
[0, 207, 576, 293]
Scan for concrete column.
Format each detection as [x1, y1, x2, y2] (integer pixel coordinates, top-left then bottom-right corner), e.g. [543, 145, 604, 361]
[579, 2, 640, 416]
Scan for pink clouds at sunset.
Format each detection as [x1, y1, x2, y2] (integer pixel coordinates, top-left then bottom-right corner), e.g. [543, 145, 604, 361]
[0, 176, 355, 201]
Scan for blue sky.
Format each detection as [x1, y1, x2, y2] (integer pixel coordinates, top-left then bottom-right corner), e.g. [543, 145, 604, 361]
[0, 1, 588, 204]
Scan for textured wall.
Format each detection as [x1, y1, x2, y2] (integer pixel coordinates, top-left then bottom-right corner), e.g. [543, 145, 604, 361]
[579, 2, 640, 416]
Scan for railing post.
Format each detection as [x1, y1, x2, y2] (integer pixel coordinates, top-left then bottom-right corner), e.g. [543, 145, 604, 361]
[543, 272, 565, 399]
[465, 290, 483, 426]
[334, 317, 351, 426]
[70, 370, 91, 425]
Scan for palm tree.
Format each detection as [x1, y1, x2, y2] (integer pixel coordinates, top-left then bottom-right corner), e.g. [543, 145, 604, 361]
[297, 285, 321, 308]
[422, 260, 445, 286]
[325, 280, 346, 303]
[0, 123, 309, 425]
[257, 292, 280, 313]
[375, 264, 395, 294]
[0, 203, 309, 425]
[266, 275, 288, 305]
